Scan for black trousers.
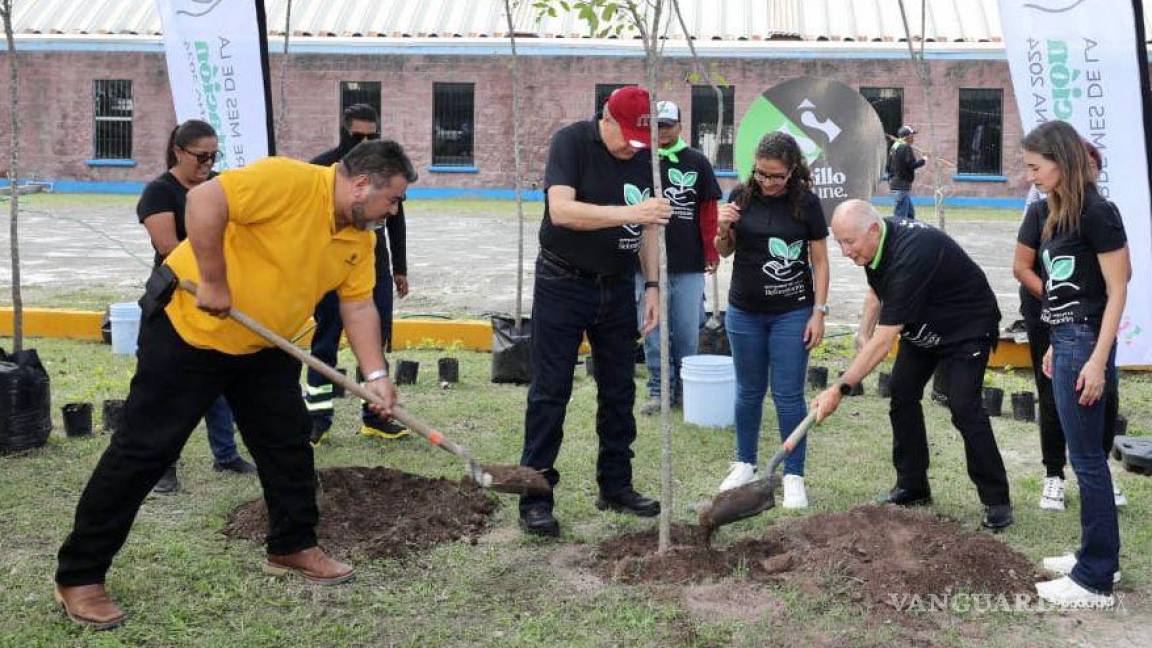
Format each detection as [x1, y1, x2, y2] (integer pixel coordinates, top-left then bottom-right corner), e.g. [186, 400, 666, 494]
[1024, 317, 1119, 479]
[56, 312, 317, 586]
[888, 336, 1011, 506]
[519, 254, 639, 514]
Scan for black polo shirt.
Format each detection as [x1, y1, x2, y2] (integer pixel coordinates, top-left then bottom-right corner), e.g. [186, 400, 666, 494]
[1017, 186, 1127, 326]
[727, 186, 827, 314]
[662, 146, 722, 273]
[865, 217, 1000, 349]
[136, 170, 217, 267]
[539, 119, 655, 276]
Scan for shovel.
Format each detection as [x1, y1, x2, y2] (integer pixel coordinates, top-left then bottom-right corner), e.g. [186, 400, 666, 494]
[179, 281, 550, 496]
[697, 410, 819, 541]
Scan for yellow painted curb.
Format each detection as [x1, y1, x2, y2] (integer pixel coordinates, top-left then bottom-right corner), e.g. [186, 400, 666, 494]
[0, 308, 595, 354]
[0, 308, 104, 341]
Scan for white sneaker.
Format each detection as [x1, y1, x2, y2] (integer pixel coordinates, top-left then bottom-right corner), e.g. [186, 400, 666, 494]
[1114, 485, 1128, 507]
[782, 474, 808, 509]
[718, 462, 757, 492]
[1042, 553, 1120, 583]
[1040, 476, 1066, 511]
[1035, 576, 1115, 608]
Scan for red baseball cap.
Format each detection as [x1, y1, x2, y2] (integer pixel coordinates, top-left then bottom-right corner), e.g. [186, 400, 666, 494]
[606, 86, 653, 149]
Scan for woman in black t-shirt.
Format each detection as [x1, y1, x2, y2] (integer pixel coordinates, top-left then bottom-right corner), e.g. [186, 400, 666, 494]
[713, 132, 830, 507]
[135, 120, 256, 492]
[1014, 141, 1123, 512]
[1020, 120, 1129, 607]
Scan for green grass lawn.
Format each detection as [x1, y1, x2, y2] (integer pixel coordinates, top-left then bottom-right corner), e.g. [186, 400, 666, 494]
[1, 336, 1149, 647]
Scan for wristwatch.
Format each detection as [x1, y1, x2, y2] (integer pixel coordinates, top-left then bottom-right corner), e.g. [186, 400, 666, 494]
[837, 380, 854, 396]
[644, 281, 659, 289]
[815, 304, 831, 315]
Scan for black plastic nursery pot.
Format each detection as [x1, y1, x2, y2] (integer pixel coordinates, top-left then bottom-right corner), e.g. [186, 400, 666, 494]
[63, 402, 94, 437]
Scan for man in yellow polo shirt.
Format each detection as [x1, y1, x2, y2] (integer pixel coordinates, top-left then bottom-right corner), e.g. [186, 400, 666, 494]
[53, 140, 416, 630]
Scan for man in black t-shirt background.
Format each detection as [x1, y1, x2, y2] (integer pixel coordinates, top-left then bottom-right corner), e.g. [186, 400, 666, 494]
[812, 199, 1013, 531]
[887, 125, 926, 220]
[519, 87, 672, 537]
[305, 104, 410, 446]
[635, 100, 722, 415]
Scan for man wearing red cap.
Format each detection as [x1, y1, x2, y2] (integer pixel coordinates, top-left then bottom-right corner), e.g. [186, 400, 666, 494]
[518, 86, 673, 537]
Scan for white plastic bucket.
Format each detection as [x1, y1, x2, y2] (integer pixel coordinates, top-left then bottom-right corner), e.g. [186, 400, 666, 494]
[680, 354, 735, 427]
[109, 302, 141, 355]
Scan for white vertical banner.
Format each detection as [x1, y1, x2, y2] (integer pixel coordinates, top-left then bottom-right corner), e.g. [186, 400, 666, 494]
[155, 0, 276, 170]
[1000, 0, 1152, 366]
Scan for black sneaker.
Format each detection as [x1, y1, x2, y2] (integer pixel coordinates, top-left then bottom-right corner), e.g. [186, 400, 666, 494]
[153, 465, 179, 494]
[519, 506, 560, 537]
[981, 504, 1014, 531]
[876, 486, 933, 507]
[595, 488, 660, 517]
[360, 418, 410, 440]
[213, 456, 258, 475]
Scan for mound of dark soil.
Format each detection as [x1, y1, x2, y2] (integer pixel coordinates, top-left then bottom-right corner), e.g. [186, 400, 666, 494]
[595, 505, 1041, 606]
[223, 466, 497, 559]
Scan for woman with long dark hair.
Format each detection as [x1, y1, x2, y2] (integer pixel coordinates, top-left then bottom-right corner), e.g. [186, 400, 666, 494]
[135, 120, 256, 492]
[1019, 120, 1128, 607]
[713, 131, 830, 507]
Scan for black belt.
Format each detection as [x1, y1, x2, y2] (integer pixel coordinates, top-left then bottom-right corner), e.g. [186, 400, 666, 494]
[539, 248, 628, 283]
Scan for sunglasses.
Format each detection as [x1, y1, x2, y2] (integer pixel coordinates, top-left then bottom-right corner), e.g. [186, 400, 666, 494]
[180, 147, 220, 166]
[350, 132, 380, 143]
[752, 168, 792, 184]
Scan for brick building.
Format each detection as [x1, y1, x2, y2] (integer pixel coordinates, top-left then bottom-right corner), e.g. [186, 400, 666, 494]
[1, 0, 1122, 204]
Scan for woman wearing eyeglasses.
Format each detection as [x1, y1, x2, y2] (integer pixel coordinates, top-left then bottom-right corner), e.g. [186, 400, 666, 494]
[713, 131, 830, 507]
[135, 119, 257, 493]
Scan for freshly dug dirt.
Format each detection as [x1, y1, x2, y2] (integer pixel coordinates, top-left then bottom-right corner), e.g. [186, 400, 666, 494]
[595, 505, 1041, 606]
[223, 466, 497, 559]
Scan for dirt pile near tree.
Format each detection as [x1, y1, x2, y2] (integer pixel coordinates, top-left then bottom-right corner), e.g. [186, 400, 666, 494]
[595, 505, 1041, 606]
[223, 466, 497, 559]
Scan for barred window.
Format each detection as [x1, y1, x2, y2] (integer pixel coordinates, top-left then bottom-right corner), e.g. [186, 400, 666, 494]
[860, 87, 904, 142]
[432, 82, 475, 167]
[690, 84, 735, 170]
[594, 83, 635, 114]
[339, 81, 382, 135]
[94, 80, 133, 159]
[958, 89, 1003, 175]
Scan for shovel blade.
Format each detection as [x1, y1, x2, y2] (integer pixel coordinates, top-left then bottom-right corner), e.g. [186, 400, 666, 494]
[698, 475, 778, 529]
[469, 464, 552, 496]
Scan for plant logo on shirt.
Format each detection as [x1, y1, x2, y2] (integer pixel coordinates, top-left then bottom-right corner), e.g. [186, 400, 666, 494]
[621, 183, 649, 236]
[664, 168, 699, 220]
[762, 237, 805, 282]
[1042, 248, 1081, 311]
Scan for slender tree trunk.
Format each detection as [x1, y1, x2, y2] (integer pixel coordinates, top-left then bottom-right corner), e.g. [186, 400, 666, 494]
[3, 1, 23, 351]
[628, 0, 672, 554]
[897, 0, 945, 230]
[504, 0, 527, 331]
[276, 0, 293, 143]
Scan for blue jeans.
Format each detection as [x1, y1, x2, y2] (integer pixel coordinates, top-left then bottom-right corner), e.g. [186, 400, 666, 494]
[892, 190, 915, 219]
[725, 304, 811, 475]
[520, 254, 639, 513]
[1051, 322, 1120, 595]
[634, 272, 705, 399]
[203, 396, 240, 463]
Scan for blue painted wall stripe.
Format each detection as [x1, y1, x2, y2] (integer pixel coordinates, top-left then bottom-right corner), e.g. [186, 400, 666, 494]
[2, 179, 1025, 209]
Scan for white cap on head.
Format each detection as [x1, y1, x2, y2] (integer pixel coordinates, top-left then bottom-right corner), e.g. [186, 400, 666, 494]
[656, 100, 681, 125]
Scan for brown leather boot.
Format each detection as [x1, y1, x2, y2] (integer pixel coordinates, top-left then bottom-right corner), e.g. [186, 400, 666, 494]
[264, 546, 355, 584]
[54, 584, 126, 630]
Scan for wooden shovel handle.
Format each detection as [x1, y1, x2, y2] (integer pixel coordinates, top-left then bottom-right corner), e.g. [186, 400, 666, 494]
[177, 280, 476, 462]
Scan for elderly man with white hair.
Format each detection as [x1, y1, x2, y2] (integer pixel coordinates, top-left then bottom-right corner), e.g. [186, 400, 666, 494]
[812, 199, 1013, 530]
